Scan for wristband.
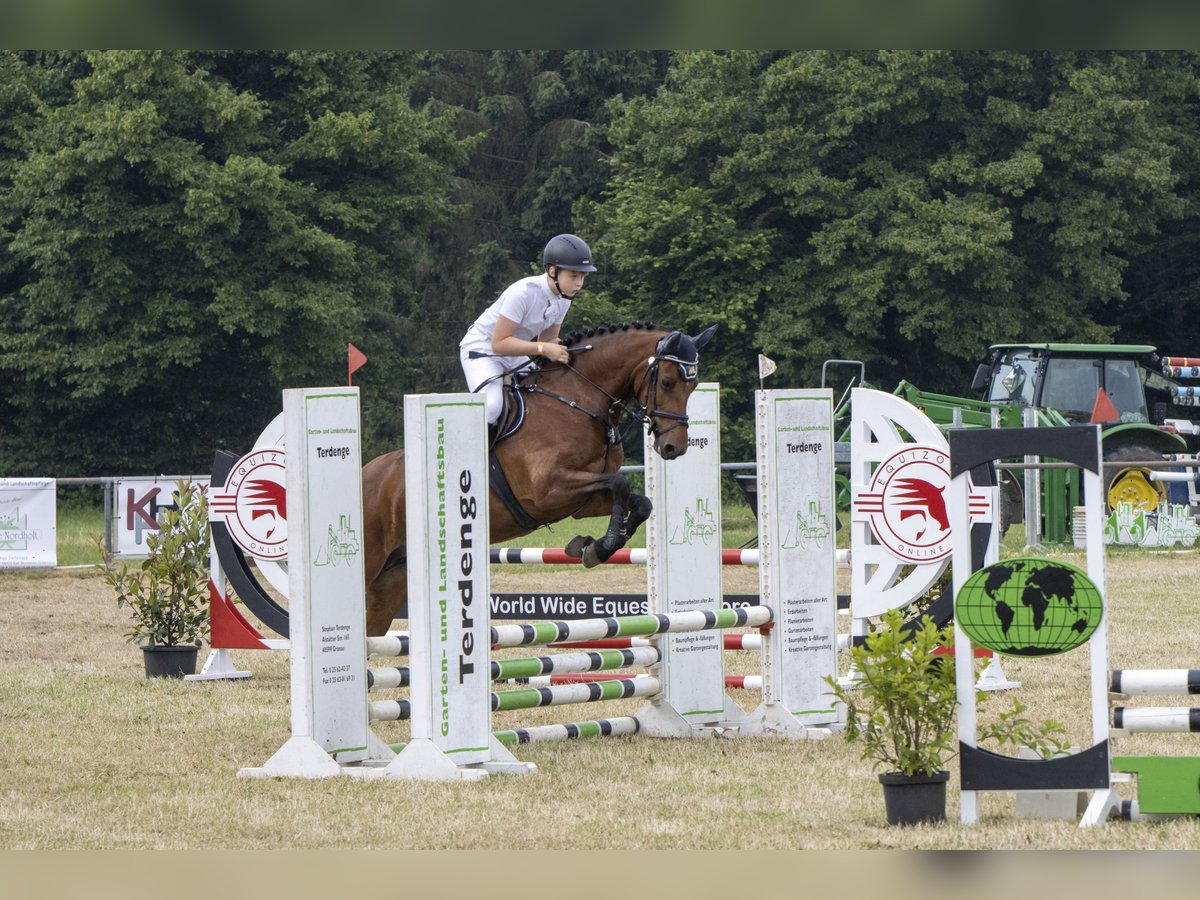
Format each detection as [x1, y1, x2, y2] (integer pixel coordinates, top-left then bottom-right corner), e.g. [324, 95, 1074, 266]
[537, 342, 544, 355]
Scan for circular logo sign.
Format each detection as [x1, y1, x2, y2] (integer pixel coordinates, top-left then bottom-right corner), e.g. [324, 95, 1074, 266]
[855, 445, 954, 562]
[954, 557, 1103, 657]
[209, 447, 288, 560]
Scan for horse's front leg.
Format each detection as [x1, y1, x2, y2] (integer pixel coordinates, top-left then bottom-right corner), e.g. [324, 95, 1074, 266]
[564, 473, 646, 568]
[623, 493, 652, 540]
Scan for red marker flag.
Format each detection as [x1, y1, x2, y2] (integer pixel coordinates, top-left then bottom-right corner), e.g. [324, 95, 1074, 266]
[348, 343, 368, 385]
[1089, 387, 1119, 424]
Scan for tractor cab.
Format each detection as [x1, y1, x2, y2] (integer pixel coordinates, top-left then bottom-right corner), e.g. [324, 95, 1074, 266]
[972, 343, 1196, 514]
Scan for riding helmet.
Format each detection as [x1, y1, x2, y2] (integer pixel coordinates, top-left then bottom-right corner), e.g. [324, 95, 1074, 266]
[543, 234, 598, 273]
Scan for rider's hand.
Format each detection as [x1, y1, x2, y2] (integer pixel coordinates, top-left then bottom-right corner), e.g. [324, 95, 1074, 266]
[542, 342, 570, 365]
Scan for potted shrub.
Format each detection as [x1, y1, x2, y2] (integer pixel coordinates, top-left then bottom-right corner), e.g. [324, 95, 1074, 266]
[97, 480, 210, 678]
[826, 608, 1067, 826]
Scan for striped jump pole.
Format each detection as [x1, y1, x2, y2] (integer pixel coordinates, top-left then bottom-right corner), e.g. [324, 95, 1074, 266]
[495, 717, 640, 745]
[1111, 669, 1200, 696]
[490, 547, 761, 566]
[370, 677, 661, 721]
[372, 646, 664, 692]
[489, 546, 851, 567]
[547, 633, 764, 651]
[726, 675, 763, 690]
[1112, 707, 1200, 733]
[388, 717, 641, 753]
[367, 632, 409, 658]
[505, 673, 655, 687]
[490, 606, 773, 650]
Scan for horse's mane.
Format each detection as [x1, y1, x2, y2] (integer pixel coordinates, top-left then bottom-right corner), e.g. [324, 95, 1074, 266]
[561, 322, 668, 349]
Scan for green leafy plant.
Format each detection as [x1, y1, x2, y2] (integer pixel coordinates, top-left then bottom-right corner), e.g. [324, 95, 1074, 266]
[96, 481, 210, 648]
[825, 608, 1069, 777]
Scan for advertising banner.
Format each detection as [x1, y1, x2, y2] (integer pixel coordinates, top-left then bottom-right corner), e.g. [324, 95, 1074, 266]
[0, 479, 56, 569]
[112, 477, 210, 558]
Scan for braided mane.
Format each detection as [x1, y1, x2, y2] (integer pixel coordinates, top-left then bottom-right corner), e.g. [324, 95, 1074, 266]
[562, 322, 667, 349]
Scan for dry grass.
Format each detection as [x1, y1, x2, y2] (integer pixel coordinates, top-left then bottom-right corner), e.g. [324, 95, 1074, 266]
[4, 549, 1200, 850]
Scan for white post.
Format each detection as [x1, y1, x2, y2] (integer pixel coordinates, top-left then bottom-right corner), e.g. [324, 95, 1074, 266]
[747, 388, 839, 738]
[240, 387, 371, 777]
[383, 393, 534, 780]
[638, 383, 745, 736]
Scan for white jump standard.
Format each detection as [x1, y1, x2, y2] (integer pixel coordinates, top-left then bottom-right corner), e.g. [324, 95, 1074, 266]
[239, 385, 841, 783]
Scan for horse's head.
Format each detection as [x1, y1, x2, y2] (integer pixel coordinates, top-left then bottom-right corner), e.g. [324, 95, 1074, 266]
[641, 325, 717, 459]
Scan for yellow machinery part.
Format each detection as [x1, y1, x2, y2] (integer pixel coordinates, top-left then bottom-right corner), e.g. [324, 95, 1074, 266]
[1106, 466, 1167, 512]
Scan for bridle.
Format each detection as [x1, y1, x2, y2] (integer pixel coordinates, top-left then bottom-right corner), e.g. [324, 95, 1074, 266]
[635, 336, 699, 441]
[519, 331, 698, 446]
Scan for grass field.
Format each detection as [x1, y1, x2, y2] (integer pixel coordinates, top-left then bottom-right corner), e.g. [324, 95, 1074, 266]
[6, 504, 1200, 850]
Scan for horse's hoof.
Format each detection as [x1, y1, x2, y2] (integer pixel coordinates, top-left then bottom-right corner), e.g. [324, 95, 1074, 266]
[565, 535, 590, 559]
[582, 544, 603, 568]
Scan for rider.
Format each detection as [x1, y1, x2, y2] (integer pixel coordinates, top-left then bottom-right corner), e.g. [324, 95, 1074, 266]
[459, 233, 597, 428]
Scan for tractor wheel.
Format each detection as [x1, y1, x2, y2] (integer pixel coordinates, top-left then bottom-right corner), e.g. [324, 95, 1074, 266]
[1103, 443, 1167, 514]
[999, 469, 1023, 536]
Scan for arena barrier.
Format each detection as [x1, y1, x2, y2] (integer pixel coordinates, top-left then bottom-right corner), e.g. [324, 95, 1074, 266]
[240, 384, 842, 781]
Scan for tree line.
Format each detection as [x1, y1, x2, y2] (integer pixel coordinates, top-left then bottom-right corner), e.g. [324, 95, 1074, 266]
[2, 50, 1198, 476]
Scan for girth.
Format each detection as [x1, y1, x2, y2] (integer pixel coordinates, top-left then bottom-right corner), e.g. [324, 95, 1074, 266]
[488, 452, 541, 531]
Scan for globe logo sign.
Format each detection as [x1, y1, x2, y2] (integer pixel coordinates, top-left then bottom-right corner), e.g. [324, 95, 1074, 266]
[954, 557, 1103, 656]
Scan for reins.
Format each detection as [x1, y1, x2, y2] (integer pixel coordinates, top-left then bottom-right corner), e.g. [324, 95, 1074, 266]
[520, 334, 693, 445]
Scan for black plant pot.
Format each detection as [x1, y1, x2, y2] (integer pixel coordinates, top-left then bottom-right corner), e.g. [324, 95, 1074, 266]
[142, 644, 199, 679]
[878, 770, 949, 826]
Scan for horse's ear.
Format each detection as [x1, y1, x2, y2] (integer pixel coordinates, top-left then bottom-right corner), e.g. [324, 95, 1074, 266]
[692, 325, 717, 350]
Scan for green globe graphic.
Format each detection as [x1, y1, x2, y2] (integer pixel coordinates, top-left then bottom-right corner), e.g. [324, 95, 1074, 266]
[954, 557, 1103, 657]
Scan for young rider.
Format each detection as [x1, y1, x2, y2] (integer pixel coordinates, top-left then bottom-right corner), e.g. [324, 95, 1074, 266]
[459, 233, 597, 428]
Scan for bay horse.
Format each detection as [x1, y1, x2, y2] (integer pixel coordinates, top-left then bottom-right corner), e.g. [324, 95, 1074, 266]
[360, 322, 717, 635]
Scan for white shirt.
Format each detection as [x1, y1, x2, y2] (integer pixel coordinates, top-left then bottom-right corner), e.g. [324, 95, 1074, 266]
[460, 274, 569, 364]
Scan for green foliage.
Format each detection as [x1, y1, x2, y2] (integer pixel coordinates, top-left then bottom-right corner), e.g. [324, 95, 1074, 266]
[824, 608, 1069, 777]
[4, 51, 1200, 475]
[96, 480, 209, 648]
[0, 50, 467, 474]
[580, 50, 1200, 464]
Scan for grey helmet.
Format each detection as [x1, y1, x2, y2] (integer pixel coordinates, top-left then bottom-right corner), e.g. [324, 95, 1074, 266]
[543, 234, 597, 273]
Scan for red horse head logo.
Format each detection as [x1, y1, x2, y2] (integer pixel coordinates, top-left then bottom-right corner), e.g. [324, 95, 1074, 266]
[243, 479, 287, 539]
[891, 477, 949, 539]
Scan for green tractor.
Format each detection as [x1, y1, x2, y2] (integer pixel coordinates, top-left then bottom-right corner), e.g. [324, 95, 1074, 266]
[968, 343, 1198, 524]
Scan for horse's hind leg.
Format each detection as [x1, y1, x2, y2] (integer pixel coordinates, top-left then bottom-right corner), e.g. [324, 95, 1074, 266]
[366, 561, 408, 636]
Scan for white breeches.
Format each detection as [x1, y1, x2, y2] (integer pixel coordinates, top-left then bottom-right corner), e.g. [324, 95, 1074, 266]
[460, 348, 525, 425]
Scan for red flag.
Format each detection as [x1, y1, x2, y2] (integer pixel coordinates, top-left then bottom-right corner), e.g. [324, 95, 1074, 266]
[1090, 387, 1119, 424]
[348, 343, 368, 385]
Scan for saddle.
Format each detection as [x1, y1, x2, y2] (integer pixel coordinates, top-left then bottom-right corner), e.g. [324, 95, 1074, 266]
[493, 374, 527, 447]
[488, 374, 539, 531]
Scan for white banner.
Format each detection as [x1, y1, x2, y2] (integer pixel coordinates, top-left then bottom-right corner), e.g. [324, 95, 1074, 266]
[112, 477, 211, 558]
[0, 478, 57, 569]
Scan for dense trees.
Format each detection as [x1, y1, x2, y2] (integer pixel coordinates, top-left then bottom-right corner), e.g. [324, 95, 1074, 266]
[0, 51, 466, 473]
[577, 51, 1200, 455]
[2, 51, 1199, 474]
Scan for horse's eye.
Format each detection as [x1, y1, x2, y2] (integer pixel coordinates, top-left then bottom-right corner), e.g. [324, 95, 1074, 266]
[662, 378, 676, 390]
